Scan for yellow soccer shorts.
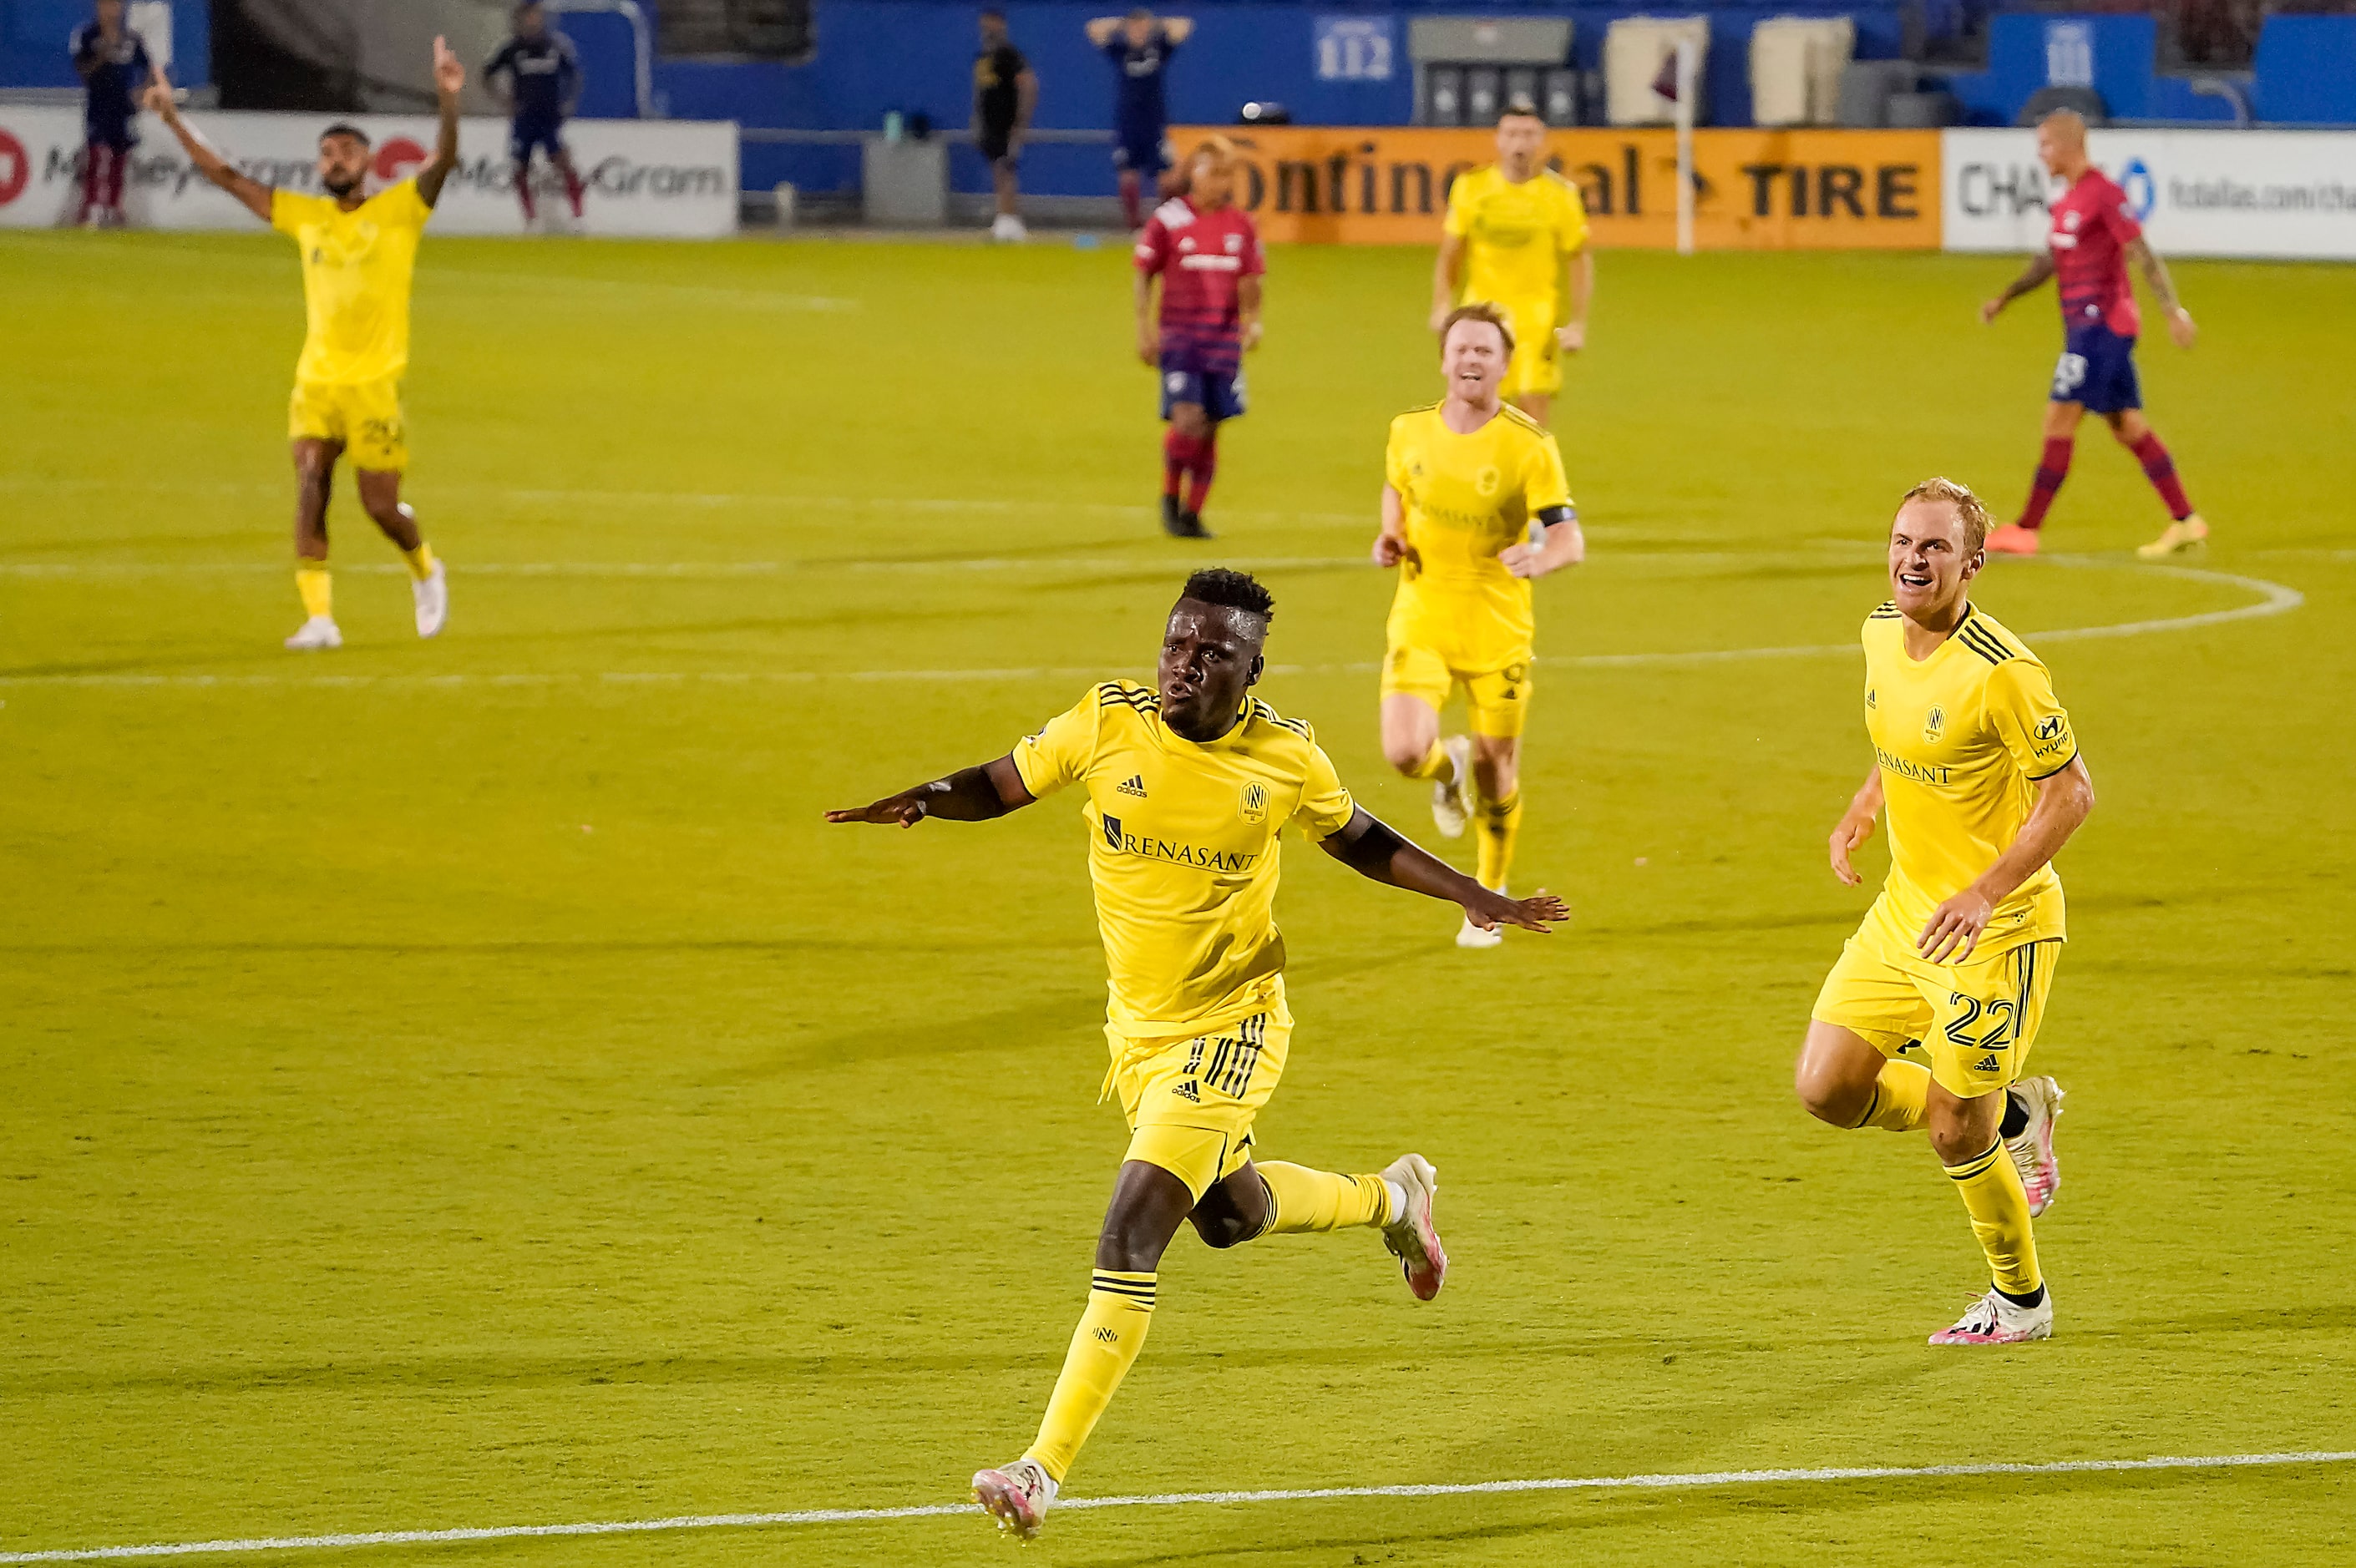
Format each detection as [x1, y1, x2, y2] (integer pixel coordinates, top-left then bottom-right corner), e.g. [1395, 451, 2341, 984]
[1381, 640, 1533, 739]
[1811, 899, 2061, 1100]
[1104, 1004, 1290, 1201]
[288, 377, 408, 472]
[1497, 300, 1561, 399]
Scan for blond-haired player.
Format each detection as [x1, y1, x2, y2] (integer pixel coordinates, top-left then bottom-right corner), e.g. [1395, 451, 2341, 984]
[1377, 303, 1585, 947]
[1431, 101, 1593, 426]
[145, 44, 459, 650]
[828, 569, 1566, 1540]
[1796, 478, 2095, 1345]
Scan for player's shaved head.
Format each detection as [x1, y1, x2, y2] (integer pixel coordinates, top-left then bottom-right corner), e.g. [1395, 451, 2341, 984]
[2035, 109, 2090, 180]
[2039, 109, 2087, 148]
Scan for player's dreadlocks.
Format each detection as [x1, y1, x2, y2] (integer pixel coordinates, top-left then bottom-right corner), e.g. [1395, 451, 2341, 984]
[1179, 568, 1274, 623]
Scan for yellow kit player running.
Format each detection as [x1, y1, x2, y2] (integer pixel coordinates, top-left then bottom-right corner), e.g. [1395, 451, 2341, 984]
[1377, 303, 1584, 948]
[1431, 101, 1593, 426]
[146, 43, 459, 650]
[828, 569, 1565, 1540]
[1796, 478, 2095, 1346]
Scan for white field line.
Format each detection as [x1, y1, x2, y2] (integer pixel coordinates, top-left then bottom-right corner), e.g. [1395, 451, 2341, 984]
[3, 1449, 2349, 1563]
[0, 559, 2301, 691]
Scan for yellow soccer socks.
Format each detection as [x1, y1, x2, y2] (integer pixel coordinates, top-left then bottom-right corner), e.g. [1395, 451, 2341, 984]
[295, 563, 332, 620]
[1474, 788, 1523, 891]
[1402, 739, 1452, 781]
[1256, 1162, 1391, 1235]
[1945, 1136, 2043, 1299]
[403, 540, 438, 580]
[1853, 1059, 1931, 1132]
[1024, 1270, 1155, 1485]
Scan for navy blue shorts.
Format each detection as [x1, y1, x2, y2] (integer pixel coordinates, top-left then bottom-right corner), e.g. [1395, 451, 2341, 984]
[1112, 132, 1171, 177]
[511, 116, 567, 164]
[2050, 321, 2141, 414]
[1159, 358, 1246, 423]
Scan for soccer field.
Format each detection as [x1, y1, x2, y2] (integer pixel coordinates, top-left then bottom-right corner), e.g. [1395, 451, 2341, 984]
[3, 230, 2352, 1565]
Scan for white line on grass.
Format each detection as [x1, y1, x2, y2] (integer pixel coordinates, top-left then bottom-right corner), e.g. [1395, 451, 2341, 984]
[0, 559, 2302, 691]
[3, 1449, 2348, 1563]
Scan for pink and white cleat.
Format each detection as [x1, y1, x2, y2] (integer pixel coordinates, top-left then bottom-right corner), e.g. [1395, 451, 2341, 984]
[1380, 1153, 1447, 1301]
[1929, 1287, 2054, 1345]
[972, 1456, 1055, 1540]
[2004, 1076, 2065, 1217]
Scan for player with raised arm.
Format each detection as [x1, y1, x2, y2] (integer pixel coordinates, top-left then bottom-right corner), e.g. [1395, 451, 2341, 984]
[484, 1, 585, 225]
[828, 569, 1565, 1540]
[1796, 478, 2095, 1346]
[68, 0, 154, 228]
[1084, 8, 1193, 231]
[144, 43, 458, 650]
[1431, 103, 1593, 427]
[1135, 138, 1262, 540]
[1376, 303, 1584, 948]
[974, 8, 1037, 242]
[1980, 110, 2208, 559]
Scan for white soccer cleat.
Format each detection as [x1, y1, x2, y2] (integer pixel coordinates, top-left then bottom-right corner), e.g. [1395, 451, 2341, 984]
[2137, 513, 2209, 559]
[1928, 1287, 2053, 1346]
[971, 1456, 1055, 1540]
[413, 559, 448, 639]
[2004, 1075, 2065, 1217]
[1430, 734, 1473, 839]
[284, 615, 342, 651]
[1379, 1152, 1447, 1301]
[990, 213, 1028, 243]
[1455, 913, 1504, 950]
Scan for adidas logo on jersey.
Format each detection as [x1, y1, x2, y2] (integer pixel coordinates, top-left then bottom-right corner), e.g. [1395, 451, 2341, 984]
[1173, 1080, 1200, 1103]
[1117, 774, 1148, 797]
[1974, 1053, 2003, 1073]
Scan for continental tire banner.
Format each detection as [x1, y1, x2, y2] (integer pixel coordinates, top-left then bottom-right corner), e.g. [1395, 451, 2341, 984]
[1169, 125, 1941, 248]
[0, 107, 737, 236]
[1943, 128, 2356, 260]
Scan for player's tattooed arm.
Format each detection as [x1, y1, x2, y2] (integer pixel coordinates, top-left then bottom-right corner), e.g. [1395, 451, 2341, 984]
[417, 35, 466, 209]
[1979, 252, 2056, 323]
[824, 756, 1036, 827]
[1318, 807, 1568, 934]
[1917, 756, 2094, 963]
[142, 72, 273, 222]
[2128, 237, 2198, 348]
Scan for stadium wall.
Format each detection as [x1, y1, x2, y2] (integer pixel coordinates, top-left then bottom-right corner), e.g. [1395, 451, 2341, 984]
[0, 105, 737, 234]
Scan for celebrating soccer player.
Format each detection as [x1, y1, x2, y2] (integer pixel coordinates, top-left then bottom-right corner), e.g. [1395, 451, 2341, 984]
[144, 44, 458, 650]
[1134, 137, 1262, 540]
[68, 0, 154, 229]
[1796, 478, 2094, 1346]
[1980, 110, 2208, 559]
[1376, 303, 1584, 948]
[828, 569, 1565, 1540]
[973, 8, 1036, 242]
[1084, 8, 1193, 231]
[484, 1, 585, 225]
[1431, 102, 1594, 427]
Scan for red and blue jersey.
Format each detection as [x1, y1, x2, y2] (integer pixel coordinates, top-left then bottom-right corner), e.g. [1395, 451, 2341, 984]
[1135, 197, 1264, 376]
[70, 23, 150, 144]
[2049, 169, 2141, 338]
[485, 31, 581, 125]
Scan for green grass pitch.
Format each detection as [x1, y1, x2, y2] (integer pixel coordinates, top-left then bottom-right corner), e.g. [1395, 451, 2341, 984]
[2, 229, 2353, 1565]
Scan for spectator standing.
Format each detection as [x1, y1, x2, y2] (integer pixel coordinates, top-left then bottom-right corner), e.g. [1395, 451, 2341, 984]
[1086, 9, 1193, 231]
[484, 1, 585, 225]
[974, 8, 1037, 242]
[68, 0, 154, 228]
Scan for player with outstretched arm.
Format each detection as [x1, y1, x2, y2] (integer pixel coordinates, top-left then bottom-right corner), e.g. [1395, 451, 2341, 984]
[828, 569, 1565, 1540]
[144, 43, 458, 649]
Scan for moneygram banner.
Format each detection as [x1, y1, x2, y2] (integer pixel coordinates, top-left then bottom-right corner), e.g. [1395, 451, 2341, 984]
[1169, 125, 1941, 248]
[0, 107, 737, 236]
[1943, 128, 2356, 260]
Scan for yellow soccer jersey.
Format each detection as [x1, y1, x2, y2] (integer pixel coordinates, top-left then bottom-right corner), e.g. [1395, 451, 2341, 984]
[1011, 682, 1357, 1040]
[1862, 604, 2078, 955]
[1444, 164, 1589, 314]
[271, 180, 432, 385]
[1383, 402, 1572, 667]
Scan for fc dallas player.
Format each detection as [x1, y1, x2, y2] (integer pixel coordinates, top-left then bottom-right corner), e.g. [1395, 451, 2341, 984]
[1134, 137, 1264, 539]
[1980, 109, 2207, 559]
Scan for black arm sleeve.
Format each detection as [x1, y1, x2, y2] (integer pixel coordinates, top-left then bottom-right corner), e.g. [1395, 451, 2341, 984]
[1321, 812, 1407, 880]
[1535, 503, 1576, 527]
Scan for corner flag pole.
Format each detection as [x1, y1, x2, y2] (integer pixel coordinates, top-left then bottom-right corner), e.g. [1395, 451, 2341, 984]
[1674, 38, 1696, 255]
